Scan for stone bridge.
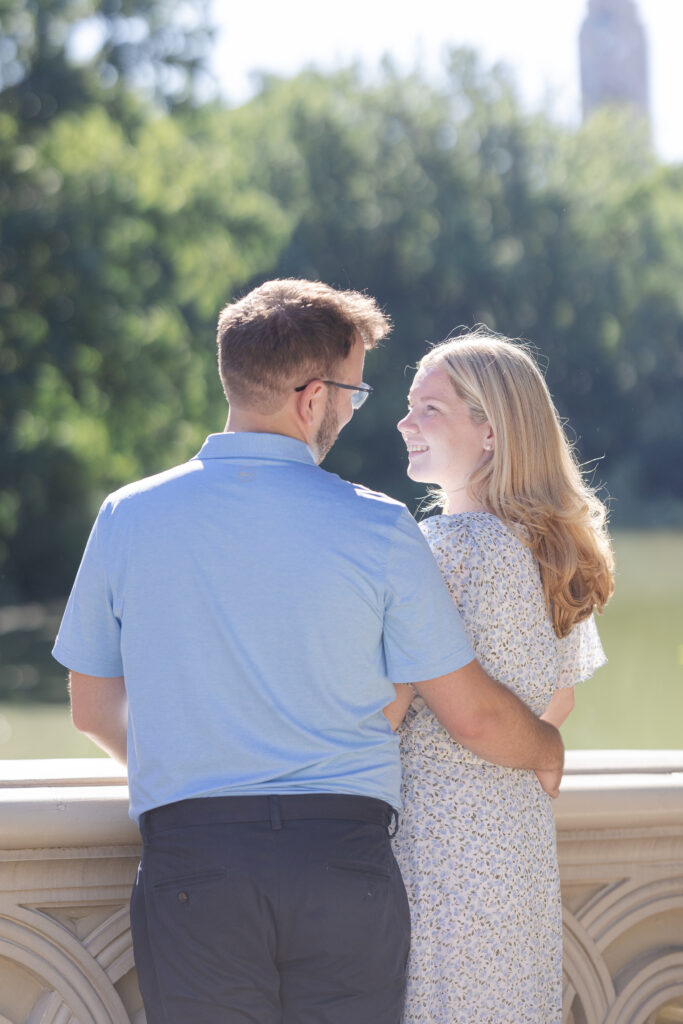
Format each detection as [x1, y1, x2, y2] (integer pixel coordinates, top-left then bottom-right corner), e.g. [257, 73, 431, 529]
[1, 752, 682, 1023]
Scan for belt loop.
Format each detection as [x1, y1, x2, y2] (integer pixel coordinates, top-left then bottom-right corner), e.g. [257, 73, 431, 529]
[269, 795, 282, 831]
[388, 809, 399, 838]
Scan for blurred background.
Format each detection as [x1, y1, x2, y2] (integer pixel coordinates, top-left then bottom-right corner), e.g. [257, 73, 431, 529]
[0, 0, 681, 756]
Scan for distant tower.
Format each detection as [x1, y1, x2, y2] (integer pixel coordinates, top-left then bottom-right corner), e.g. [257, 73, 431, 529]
[579, 0, 650, 121]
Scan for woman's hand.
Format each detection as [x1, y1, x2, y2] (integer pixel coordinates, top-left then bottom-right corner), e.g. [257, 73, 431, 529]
[383, 684, 416, 731]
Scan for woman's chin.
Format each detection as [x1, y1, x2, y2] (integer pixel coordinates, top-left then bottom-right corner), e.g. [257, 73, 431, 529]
[406, 462, 433, 485]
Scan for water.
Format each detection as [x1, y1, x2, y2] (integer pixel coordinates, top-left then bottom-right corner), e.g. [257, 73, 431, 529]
[1, 532, 681, 758]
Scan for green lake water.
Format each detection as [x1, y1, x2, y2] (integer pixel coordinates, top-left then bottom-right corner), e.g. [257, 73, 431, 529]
[0, 531, 681, 758]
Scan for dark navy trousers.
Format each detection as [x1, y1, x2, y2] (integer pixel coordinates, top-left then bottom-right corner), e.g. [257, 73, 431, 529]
[130, 794, 410, 1023]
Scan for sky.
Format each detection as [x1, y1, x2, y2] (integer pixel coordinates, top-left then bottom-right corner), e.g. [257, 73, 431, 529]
[210, 0, 683, 163]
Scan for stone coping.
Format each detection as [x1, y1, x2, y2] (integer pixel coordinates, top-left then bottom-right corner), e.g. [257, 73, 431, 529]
[1, 752, 681, 851]
[561, 749, 683, 774]
[2, 750, 682, 785]
[0, 757, 127, 787]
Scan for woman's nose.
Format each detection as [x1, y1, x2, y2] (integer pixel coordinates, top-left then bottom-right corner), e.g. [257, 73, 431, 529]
[397, 410, 413, 433]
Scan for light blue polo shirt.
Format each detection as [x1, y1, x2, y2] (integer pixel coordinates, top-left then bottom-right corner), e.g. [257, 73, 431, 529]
[53, 432, 475, 821]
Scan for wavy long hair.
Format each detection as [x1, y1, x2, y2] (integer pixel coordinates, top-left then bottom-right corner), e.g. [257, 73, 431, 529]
[419, 333, 614, 637]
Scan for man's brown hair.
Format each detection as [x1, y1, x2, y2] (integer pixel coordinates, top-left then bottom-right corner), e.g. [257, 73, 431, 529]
[217, 279, 392, 411]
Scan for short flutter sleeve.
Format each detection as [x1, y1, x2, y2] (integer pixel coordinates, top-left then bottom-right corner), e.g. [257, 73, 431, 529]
[418, 511, 606, 715]
[418, 512, 552, 696]
[556, 614, 607, 689]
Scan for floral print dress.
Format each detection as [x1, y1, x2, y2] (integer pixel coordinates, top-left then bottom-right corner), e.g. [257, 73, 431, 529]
[393, 512, 606, 1024]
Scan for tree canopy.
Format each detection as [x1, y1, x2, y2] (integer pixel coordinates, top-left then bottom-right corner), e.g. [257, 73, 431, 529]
[1, 4, 681, 604]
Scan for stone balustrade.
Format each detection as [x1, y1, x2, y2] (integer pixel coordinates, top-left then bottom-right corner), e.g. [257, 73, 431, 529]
[1, 752, 682, 1024]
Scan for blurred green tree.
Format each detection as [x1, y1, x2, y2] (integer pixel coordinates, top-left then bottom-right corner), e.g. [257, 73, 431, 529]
[2, 35, 682, 607]
[0, 1, 291, 601]
[548, 111, 683, 521]
[230, 57, 683, 522]
[0, 0, 214, 122]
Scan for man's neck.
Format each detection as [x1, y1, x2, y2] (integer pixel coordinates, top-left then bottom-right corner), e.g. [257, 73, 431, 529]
[224, 409, 308, 446]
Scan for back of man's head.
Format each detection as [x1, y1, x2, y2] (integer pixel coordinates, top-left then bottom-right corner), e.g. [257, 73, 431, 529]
[217, 279, 392, 413]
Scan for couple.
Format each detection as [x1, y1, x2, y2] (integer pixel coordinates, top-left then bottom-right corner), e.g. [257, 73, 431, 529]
[53, 278, 612, 1024]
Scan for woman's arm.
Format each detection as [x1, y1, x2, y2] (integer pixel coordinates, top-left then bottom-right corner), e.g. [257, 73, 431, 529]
[540, 686, 575, 729]
[383, 684, 416, 731]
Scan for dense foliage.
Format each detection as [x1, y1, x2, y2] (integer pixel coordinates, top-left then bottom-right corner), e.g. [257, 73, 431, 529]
[1, 2, 682, 606]
[0, 1, 291, 600]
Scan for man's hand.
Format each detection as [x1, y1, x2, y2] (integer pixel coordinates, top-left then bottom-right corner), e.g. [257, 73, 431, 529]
[534, 766, 563, 799]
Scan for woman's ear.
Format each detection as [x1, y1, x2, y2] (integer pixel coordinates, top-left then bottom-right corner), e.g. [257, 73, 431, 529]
[483, 423, 494, 452]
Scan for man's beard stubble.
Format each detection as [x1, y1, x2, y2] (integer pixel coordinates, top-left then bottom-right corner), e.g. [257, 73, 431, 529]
[313, 393, 340, 464]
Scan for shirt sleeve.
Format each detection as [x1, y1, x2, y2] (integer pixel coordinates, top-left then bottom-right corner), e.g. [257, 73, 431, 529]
[556, 614, 607, 689]
[52, 501, 124, 677]
[382, 509, 475, 683]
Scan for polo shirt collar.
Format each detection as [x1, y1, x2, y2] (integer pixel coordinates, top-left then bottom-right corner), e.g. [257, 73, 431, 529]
[194, 432, 317, 466]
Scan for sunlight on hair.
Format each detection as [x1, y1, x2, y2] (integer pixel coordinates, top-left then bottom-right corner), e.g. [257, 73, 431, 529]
[416, 330, 614, 637]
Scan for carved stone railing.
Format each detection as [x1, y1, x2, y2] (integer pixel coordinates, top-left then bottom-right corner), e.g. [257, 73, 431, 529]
[1, 752, 682, 1024]
[558, 752, 683, 1024]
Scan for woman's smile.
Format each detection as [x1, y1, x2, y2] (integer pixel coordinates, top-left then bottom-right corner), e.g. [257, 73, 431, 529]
[397, 366, 493, 509]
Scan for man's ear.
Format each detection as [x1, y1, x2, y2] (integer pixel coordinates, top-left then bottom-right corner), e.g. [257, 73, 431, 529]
[295, 380, 327, 426]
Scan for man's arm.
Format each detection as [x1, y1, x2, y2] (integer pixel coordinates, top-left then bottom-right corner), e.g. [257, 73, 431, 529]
[415, 660, 564, 797]
[69, 671, 128, 765]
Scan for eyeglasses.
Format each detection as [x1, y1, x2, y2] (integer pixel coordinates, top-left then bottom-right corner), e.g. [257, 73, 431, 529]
[294, 380, 374, 410]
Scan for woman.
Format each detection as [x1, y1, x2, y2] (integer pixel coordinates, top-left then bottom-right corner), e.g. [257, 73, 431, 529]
[388, 333, 614, 1024]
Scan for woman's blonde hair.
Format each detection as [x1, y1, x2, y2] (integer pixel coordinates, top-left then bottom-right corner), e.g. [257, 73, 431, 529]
[419, 332, 614, 637]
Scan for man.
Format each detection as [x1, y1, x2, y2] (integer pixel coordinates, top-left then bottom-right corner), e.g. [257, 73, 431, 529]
[53, 279, 563, 1023]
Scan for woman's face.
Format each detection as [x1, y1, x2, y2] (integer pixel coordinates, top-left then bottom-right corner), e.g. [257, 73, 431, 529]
[397, 364, 493, 491]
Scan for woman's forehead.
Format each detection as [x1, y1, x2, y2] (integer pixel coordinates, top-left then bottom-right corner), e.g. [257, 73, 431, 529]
[410, 364, 452, 398]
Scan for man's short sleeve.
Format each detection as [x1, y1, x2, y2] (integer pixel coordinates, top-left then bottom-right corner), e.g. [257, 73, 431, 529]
[52, 502, 124, 677]
[382, 509, 475, 683]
